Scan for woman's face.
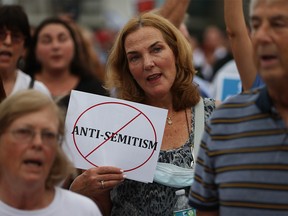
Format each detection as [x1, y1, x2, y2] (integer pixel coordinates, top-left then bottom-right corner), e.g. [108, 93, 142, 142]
[124, 26, 176, 101]
[0, 107, 59, 188]
[36, 23, 75, 72]
[0, 28, 26, 73]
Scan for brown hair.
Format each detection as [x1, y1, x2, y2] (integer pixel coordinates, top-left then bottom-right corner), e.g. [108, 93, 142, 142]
[105, 12, 200, 111]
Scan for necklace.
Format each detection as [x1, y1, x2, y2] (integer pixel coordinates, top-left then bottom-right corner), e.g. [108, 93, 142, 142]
[167, 116, 173, 125]
[166, 109, 190, 134]
[167, 109, 174, 125]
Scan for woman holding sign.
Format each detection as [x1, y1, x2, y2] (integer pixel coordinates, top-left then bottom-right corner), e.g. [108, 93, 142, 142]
[69, 12, 217, 215]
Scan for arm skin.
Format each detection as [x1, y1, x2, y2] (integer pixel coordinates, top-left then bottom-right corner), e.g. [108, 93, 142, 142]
[158, 0, 191, 28]
[224, 0, 257, 91]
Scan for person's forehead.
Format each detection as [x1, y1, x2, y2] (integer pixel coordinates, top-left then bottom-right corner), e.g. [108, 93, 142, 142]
[125, 26, 164, 43]
[0, 25, 21, 32]
[250, 0, 288, 12]
[250, 0, 288, 19]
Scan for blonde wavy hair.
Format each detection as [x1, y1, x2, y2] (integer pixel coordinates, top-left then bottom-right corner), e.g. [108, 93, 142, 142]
[0, 90, 75, 189]
[105, 12, 200, 111]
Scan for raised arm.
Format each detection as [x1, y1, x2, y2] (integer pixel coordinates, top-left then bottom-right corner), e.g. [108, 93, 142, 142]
[224, 0, 257, 91]
[158, 0, 191, 28]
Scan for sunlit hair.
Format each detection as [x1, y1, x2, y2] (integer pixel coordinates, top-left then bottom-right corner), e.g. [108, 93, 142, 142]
[105, 12, 200, 111]
[0, 90, 75, 189]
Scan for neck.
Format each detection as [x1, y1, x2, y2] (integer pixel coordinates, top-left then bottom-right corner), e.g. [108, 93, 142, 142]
[268, 84, 288, 107]
[37, 69, 72, 82]
[0, 68, 17, 81]
[1, 69, 17, 96]
[268, 85, 288, 126]
[36, 69, 79, 97]
[145, 93, 173, 109]
[0, 180, 54, 210]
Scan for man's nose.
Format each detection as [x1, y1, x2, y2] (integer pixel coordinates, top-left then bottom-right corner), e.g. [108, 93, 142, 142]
[252, 23, 273, 44]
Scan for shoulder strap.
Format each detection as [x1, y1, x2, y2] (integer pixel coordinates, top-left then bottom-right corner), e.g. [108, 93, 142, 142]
[28, 78, 35, 89]
[193, 97, 204, 161]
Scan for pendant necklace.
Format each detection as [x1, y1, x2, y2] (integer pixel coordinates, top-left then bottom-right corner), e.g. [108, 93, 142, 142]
[167, 110, 173, 125]
[166, 109, 190, 133]
[167, 116, 173, 125]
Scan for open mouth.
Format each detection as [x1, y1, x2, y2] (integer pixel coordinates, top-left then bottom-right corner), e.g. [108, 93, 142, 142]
[0, 51, 12, 57]
[259, 54, 278, 68]
[23, 159, 43, 167]
[147, 73, 161, 81]
[261, 54, 277, 61]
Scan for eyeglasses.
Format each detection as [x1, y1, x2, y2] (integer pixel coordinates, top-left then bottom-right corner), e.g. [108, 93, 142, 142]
[8, 128, 62, 145]
[0, 30, 25, 44]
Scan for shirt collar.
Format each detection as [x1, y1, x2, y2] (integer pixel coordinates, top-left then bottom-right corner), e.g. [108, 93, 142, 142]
[255, 86, 274, 114]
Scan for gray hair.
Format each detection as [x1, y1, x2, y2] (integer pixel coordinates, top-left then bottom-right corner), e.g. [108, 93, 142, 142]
[249, 0, 285, 16]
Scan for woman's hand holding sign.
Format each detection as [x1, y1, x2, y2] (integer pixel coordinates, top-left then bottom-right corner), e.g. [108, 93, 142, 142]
[70, 166, 125, 215]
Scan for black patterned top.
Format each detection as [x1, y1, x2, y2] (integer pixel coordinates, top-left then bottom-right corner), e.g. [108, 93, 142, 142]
[110, 98, 216, 216]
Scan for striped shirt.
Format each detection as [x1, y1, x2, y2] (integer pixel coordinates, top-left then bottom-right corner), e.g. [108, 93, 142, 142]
[189, 86, 288, 215]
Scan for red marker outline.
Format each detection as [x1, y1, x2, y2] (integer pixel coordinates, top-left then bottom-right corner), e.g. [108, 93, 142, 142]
[72, 102, 158, 172]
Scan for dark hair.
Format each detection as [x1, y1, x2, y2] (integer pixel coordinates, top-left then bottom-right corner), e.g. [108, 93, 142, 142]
[24, 17, 90, 78]
[0, 5, 31, 48]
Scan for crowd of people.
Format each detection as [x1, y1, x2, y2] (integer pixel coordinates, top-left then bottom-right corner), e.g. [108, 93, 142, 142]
[0, 0, 287, 215]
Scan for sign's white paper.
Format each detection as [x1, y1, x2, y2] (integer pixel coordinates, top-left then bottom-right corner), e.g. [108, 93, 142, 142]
[63, 90, 168, 183]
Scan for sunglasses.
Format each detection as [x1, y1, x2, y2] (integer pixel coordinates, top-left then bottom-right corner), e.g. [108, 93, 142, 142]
[0, 30, 25, 44]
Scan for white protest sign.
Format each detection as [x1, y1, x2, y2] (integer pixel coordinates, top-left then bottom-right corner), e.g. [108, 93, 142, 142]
[63, 90, 168, 183]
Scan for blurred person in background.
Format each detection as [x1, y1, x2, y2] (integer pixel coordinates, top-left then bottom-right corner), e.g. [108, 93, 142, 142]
[200, 25, 233, 82]
[0, 89, 102, 215]
[179, 21, 212, 98]
[58, 13, 106, 82]
[24, 17, 107, 110]
[0, 5, 50, 97]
